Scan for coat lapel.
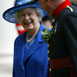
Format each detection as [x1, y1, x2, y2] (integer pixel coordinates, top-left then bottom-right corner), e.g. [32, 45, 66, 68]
[23, 23, 45, 62]
[24, 39, 42, 62]
[17, 33, 26, 71]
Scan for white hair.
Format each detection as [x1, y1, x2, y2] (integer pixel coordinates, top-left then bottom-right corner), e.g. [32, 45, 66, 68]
[33, 7, 43, 22]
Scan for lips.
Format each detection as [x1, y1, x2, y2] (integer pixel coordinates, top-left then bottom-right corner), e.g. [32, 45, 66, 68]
[23, 22, 31, 26]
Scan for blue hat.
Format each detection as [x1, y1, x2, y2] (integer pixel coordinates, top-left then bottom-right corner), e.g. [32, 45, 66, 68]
[3, 0, 47, 23]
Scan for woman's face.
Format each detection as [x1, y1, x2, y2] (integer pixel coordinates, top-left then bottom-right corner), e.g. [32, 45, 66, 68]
[17, 8, 40, 30]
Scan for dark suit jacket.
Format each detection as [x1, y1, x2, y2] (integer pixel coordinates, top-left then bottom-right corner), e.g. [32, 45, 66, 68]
[48, 5, 77, 77]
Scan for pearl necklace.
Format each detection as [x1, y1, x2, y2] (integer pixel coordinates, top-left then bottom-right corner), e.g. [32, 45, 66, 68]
[26, 26, 40, 42]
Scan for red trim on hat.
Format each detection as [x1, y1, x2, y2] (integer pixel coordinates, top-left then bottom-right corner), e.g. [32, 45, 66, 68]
[52, 0, 71, 17]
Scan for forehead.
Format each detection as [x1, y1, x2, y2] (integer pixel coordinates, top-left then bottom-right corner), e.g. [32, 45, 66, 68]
[18, 8, 35, 13]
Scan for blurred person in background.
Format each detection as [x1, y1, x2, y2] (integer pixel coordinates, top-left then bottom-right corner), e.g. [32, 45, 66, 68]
[14, 1, 27, 35]
[16, 23, 26, 35]
[36, 0, 77, 77]
[3, 0, 51, 77]
[42, 15, 53, 29]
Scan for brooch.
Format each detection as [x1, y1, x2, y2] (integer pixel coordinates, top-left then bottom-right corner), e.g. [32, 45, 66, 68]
[41, 29, 53, 43]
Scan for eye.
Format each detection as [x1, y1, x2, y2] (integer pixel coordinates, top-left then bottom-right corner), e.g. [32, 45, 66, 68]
[28, 12, 32, 16]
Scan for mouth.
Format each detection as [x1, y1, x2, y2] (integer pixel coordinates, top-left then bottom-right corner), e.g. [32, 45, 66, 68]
[23, 21, 32, 26]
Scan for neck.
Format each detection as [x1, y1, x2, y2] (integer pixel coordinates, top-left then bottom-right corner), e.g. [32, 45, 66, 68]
[27, 29, 36, 36]
[27, 24, 40, 36]
[26, 24, 40, 42]
[55, 0, 65, 9]
[48, 0, 65, 12]
[46, 0, 66, 16]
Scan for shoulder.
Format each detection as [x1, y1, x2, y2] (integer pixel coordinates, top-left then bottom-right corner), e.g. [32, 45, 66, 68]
[39, 23, 51, 36]
[63, 5, 77, 34]
[36, 23, 51, 42]
[14, 32, 26, 44]
[56, 5, 77, 23]
[68, 5, 77, 13]
[40, 23, 51, 31]
[65, 5, 77, 21]
[57, 5, 77, 20]
[64, 5, 77, 16]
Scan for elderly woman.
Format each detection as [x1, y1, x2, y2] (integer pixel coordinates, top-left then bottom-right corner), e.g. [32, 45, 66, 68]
[3, 0, 50, 77]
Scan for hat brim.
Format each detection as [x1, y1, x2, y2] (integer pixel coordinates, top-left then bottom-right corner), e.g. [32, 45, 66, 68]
[3, 2, 47, 23]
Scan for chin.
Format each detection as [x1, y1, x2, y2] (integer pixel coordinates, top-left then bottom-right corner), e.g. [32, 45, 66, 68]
[27, 27, 34, 30]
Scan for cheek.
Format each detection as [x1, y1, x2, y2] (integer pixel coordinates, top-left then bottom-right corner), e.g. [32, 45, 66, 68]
[32, 15, 40, 22]
[35, 17, 40, 23]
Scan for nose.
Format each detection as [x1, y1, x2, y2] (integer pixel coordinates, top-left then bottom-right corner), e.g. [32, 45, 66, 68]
[24, 15, 29, 20]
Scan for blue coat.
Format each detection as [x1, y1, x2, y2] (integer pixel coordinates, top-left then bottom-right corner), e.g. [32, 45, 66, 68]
[13, 23, 50, 77]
